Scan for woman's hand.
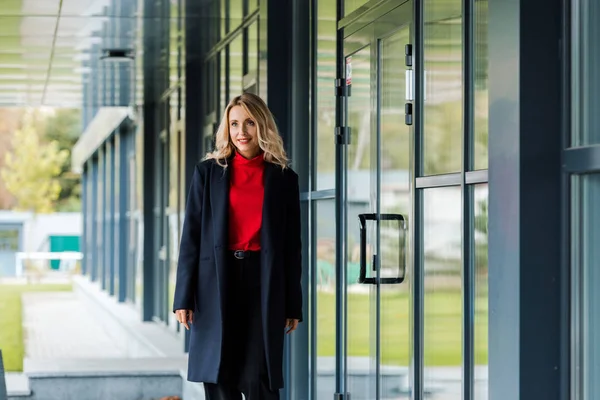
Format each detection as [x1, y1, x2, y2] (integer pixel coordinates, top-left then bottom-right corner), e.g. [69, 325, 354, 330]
[285, 318, 300, 334]
[175, 309, 194, 330]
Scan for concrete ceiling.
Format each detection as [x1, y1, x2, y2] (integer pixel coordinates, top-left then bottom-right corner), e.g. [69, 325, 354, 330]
[0, 0, 136, 108]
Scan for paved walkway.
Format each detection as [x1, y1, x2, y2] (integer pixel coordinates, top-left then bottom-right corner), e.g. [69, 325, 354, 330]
[22, 291, 126, 359]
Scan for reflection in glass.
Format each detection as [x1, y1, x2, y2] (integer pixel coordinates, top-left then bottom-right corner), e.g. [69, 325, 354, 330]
[221, 0, 228, 38]
[314, 200, 336, 399]
[423, 186, 462, 397]
[315, 0, 336, 190]
[220, 49, 228, 114]
[344, 0, 369, 17]
[473, 0, 489, 170]
[380, 27, 412, 399]
[573, 0, 600, 145]
[135, 128, 144, 312]
[168, 103, 182, 329]
[474, 184, 488, 399]
[230, 35, 243, 96]
[97, 148, 105, 288]
[423, 0, 463, 175]
[346, 45, 375, 400]
[574, 174, 600, 397]
[247, 22, 258, 77]
[113, 136, 121, 298]
[230, 0, 243, 30]
[169, 0, 180, 87]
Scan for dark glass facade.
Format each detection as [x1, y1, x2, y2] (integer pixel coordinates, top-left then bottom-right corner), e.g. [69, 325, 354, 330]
[71, 0, 592, 398]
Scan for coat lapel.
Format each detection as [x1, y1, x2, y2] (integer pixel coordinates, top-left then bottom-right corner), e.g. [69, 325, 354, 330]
[210, 162, 230, 317]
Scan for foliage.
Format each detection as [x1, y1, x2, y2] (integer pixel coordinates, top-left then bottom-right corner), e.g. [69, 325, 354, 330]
[43, 109, 82, 212]
[1, 114, 69, 213]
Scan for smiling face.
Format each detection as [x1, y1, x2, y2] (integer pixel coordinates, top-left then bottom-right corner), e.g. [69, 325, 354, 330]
[229, 105, 261, 159]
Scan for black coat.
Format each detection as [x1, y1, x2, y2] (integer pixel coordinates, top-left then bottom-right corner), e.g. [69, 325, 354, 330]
[172, 157, 303, 390]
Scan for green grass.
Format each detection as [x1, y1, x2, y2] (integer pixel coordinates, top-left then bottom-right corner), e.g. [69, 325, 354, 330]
[316, 289, 488, 366]
[0, 283, 72, 372]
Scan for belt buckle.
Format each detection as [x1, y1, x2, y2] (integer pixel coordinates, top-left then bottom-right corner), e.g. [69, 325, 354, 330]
[234, 250, 245, 260]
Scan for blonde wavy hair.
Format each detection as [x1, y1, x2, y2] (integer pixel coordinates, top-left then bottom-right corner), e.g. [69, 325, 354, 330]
[204, 93, 289, 169]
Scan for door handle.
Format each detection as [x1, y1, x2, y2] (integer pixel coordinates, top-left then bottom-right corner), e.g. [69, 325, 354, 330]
[358, 213, 406, 285]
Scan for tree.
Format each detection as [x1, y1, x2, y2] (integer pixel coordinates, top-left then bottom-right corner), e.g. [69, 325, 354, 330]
[42, 109, 82, 211]
[1, 115, 69, 213]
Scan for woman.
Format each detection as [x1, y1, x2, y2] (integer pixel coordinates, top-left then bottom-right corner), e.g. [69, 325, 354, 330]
[172, 92, 302, 400]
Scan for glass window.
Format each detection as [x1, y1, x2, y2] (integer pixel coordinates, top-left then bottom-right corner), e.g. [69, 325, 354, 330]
[572, 174, 600, 398]
[315, 0, 337, 190]
[0, 229, 19, 252]
[314, 199, 336, 398]
[230, 35, 244, 96]
[473, 184, 488, 399]
[231, 0, 243, 30]
[248, 0, 258, 14]
[572, 0, 600, 145]
[221, 0, 228, 38]
[344, 0, 369, 17]
[220, 49, 229, 115]
[473, 0, 488, 170]
[168, 99, 182, 329]
[247, 21, 258, 77]
[423, 186, 462, 396]
[423, 0, 463, 175]
[169, 0, 180, 86]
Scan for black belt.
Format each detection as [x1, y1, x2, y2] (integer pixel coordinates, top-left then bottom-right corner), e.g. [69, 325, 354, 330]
[231, 250, 259, 260]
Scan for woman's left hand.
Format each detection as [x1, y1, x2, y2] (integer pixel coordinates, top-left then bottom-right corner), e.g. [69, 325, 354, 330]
[285, 318, 300, 334]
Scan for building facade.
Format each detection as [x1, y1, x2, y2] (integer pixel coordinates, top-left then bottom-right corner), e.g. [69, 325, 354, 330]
[71, 0, 599, 399]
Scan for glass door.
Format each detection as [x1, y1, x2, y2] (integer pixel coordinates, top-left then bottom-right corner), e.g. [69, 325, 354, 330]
[343, 3, 413, 399]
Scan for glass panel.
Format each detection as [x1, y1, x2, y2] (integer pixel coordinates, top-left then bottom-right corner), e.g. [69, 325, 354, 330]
[248, 21, 258, 76]
[230, 35, 243, 96]
[473, 0, 488, 170]
[169, 0, 179, 86]
[379, 27, 412, 398]
[423, 0, 463, 175]
[423, 186, 462, 397]
[221, 0, 228, 37]
[135, 128, 144, 312]
[231, 0, 243, 30]
[315, 0, 336, 190]
[573, 0, 600, 145]
[113, 136, 120, 298]
[220, 49, 228, 115]
[346, 45, 375, 400]
[574, 174, 600, 397]
[344, 0, 369, 17]
[473, 184, 489, 399]
[168, 102, 181, 329]
[97, 148, 105, 286]
[248, 0, 258, 13]
[315, 199, 336, 399]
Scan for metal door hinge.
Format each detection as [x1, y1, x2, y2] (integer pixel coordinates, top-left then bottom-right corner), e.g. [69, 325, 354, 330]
[335, 126, 351, 145]
[405, 44, 413, 67]
[334, 78, 351, 97]
[405, 103, 413, 126]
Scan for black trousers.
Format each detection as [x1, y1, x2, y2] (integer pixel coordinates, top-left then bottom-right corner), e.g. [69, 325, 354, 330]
[204, 251, 280, 400]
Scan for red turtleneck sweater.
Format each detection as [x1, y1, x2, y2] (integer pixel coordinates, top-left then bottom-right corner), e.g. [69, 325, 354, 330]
[228, 151, 265, 251]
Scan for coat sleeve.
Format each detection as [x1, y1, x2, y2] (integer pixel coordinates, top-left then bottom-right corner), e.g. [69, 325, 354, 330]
[173, 164, 204, 312]
[285, 171, 303, 322]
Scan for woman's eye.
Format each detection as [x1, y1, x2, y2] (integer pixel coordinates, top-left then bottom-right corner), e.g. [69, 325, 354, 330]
[231, 122, 238, 127]
[247, 120, 255, 126]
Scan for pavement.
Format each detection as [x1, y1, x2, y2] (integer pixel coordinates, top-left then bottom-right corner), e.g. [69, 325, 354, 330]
[22, 291, 127, 359]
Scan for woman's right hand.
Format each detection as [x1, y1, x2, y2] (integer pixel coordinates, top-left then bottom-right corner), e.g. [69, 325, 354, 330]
[175, 309, 194, 330]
